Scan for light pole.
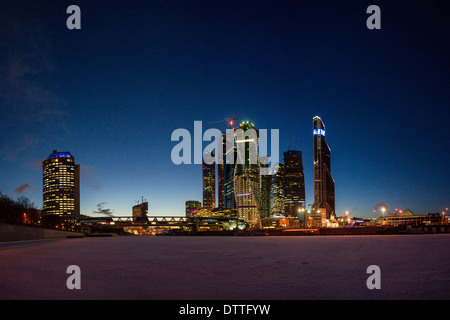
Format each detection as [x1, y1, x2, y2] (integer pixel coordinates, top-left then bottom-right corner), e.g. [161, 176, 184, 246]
[298, 208, 305, 228]
[381, 207, 386, 225]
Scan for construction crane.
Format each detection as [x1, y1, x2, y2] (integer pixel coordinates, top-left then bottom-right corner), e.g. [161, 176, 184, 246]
[208, 117, 239, 129]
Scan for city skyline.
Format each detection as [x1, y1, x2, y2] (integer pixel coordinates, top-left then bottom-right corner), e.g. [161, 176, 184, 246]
[0, 1, 449, 219]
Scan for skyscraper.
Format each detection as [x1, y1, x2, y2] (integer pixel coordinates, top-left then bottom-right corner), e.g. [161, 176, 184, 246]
[217, 132, 226, 208]
[312, 116, 335, 218]
[42, 150, 80, 217]
[234, 122, 261, 228]
[270, 163, 285, 216]
[259, 156, 272, 219]
[223, 131, 236, 210]
[202, 151, 215, 208]
[283, 150, 306, 217]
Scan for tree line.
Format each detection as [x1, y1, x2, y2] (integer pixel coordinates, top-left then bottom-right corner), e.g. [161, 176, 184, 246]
[0, 192, 41, 225]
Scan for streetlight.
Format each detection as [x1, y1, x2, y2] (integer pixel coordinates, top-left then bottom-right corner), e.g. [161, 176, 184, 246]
[298, 207, 306, 228]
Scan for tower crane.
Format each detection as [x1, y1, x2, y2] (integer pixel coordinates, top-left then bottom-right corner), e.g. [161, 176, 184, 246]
[208, 117, 239, 129]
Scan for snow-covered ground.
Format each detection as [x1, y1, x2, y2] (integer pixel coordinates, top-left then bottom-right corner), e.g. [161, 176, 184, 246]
[0, 234, 449, 300]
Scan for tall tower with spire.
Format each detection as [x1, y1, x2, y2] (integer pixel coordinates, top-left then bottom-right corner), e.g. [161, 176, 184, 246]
[312, 116, 335, 218]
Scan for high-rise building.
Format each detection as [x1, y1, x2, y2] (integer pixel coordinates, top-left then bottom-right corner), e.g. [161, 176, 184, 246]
[223, 131, 236, 210]
[312, 116, 335, 218]
[283, 150, 306, 217]
[270, 163, 285, 216]
[217, 162, 224, 208]
[234, 121, 261, 228]
[42, 150, 80, 217]
[259, 156, 272, 219]
[133, 201, 148, 221]
[202, 151, 215, 208]
[217, 132, 226, 208]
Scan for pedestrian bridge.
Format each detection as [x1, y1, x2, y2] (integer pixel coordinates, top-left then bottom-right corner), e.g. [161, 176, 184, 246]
[76, 216, 247, 232]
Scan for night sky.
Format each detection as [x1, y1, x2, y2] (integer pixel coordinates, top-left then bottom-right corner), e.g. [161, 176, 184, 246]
[0, 0, 449, 218]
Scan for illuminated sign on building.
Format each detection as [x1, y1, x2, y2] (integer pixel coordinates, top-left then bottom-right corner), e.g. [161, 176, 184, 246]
[313, 129, 325, 136]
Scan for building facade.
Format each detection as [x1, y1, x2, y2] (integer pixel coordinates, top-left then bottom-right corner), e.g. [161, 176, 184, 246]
[282, 150, 306, 217]
[259, 156, 272, 219]
[202, 151, 216, 208]
[42, 150, 80, 217]
[234, 122, 261, 228]
[132, 201, 148, 221]
[312, 116, 335, 218]
[223, 131, 237, 210]
[270, 163, 285, 216]
[185, 200, 202, 217]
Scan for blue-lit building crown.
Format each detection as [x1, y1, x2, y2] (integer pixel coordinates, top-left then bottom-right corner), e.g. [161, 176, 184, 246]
[47, 150, 73, 159]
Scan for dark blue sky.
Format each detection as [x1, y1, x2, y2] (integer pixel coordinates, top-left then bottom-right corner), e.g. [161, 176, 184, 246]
[0, 0, 449, 218]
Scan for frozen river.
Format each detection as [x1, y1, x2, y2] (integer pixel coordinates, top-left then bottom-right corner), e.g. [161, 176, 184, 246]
[0, 234, 449, 300]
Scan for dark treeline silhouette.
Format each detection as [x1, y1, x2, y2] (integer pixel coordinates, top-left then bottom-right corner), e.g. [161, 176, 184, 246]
[0, 192, 41, 225]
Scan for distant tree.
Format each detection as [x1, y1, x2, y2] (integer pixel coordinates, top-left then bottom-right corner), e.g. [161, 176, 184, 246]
[0, 192, 41, 224]
[16, 196, 34, 210]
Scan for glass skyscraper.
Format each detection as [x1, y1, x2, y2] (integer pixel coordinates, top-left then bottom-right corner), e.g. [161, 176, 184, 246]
[234, 122, 261, 228]
[270, 163, 285, 216]
[202, 150, 216, 208]
[223, 131, 236, 210]
[312, 116, 335, 218]
[259, 156, 272, 219]
[283, 150, 306, 217]
[42, 150, 80, 217]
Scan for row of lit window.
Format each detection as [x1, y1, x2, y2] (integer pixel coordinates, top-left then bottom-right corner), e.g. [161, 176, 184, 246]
[47, 158, 73, 163]
[45, 173, 74, 177]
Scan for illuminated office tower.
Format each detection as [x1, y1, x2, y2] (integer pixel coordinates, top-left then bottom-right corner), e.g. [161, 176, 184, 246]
[217, 163, 224, 208]
[202, 151, 215, 208]
[234, 122, 261, 228]
[270, 163, 284, 216]
[217, 132, 226, 208]
[259, 156, 271, 219]
[283, 150, 306, 217]
[312, 116, 335, 218]
[42, 150, 80, 217]
[223, 131, 236, 210]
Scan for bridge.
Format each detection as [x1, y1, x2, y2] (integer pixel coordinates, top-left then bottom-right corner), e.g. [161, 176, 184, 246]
[76, 216, 247, 234]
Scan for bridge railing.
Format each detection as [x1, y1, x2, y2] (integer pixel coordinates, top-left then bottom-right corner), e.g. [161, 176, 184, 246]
[112, 216, 191, 225]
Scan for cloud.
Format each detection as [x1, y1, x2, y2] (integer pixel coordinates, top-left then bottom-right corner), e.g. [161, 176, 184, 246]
[14, 183, 32, 194]
[93, 202, 114, 217]
[80, 164, 102, 191]
[86, 181, 102, 191]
